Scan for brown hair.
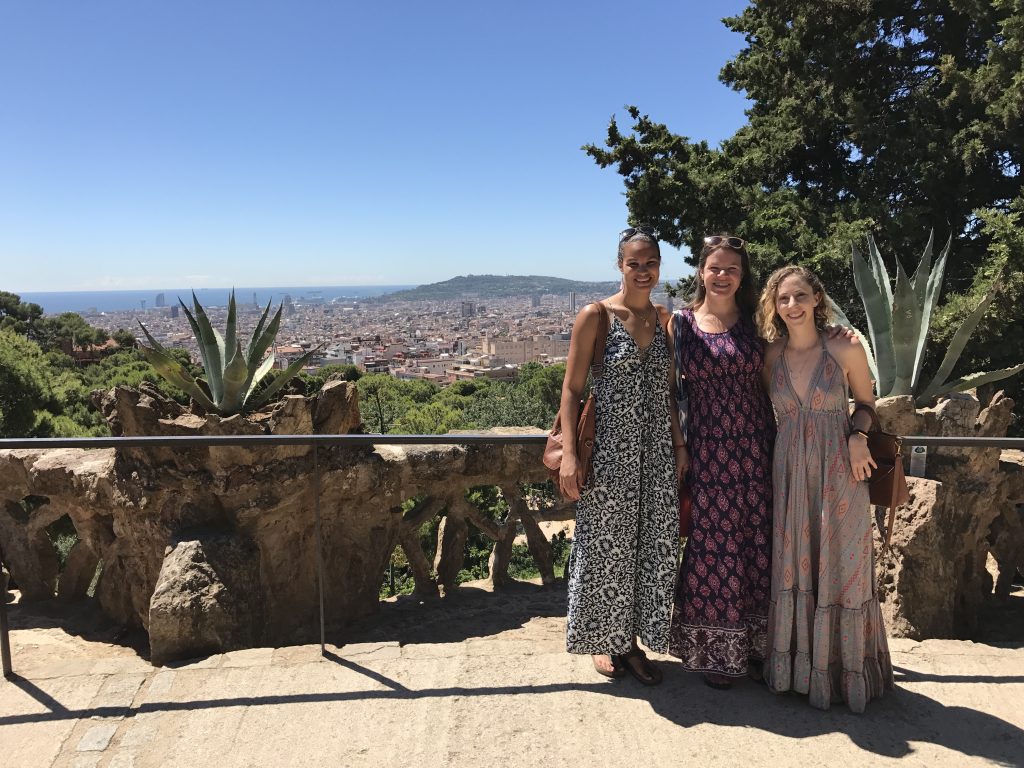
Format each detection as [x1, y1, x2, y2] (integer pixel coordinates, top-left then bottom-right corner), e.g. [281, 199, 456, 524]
[757, 265, 833, 342]
[686, 234, 758, 323]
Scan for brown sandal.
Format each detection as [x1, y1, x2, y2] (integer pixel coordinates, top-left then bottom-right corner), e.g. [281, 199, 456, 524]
[592, 654, 626, 679]
[618, 648, 663, 686]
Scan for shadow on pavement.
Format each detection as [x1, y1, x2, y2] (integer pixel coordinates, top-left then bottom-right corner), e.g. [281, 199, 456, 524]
[605, 662, 1024, 766]
[4, 653, 1023, 766]
[338, 580, 567, 646]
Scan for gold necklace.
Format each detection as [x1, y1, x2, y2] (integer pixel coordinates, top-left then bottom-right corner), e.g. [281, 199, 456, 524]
[622, 303, 656, 328]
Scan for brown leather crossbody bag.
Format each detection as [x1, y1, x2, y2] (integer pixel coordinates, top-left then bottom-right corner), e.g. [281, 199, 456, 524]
[852, 402, 910, 550]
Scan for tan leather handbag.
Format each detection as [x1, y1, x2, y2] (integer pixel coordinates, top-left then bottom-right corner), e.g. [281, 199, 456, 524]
[543, 302, 609, 496]
[852, 403, 910, 550]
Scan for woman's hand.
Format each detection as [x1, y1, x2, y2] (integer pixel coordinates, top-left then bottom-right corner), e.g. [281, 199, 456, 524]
[848, 433, 877, 482]
[825, 324, 857, 341]
[674, 443, 689, 483]
[559, 454, 583, 501]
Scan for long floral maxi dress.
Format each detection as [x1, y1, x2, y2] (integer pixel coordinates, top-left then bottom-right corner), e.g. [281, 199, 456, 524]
[668, 309, 774, 676]
[765, 335, 893, 712]
[566, 314, 679, 656]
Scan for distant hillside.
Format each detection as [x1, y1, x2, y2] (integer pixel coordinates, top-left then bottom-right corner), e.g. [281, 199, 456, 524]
[377, 274, 621, 301]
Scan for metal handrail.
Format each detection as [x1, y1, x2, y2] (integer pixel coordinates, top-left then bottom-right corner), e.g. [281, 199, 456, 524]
[1, 434, 1023, 450]
[2, 431, 1023, 679]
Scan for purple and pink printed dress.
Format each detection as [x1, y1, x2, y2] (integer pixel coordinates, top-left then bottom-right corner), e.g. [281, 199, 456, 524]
[668, 309, 774, 677]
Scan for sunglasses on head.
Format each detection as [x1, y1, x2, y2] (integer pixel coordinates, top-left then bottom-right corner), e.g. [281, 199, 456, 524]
[619, 224, 658, 241]
[703, 235, 746, 250]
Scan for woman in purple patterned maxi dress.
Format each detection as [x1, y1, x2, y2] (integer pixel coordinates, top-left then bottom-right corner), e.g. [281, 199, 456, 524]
[668, 235, 775, 690]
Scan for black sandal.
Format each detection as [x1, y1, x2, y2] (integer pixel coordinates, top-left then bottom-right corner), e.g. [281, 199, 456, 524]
[703, 673, 733, 690]
[619, 648, 664, 686]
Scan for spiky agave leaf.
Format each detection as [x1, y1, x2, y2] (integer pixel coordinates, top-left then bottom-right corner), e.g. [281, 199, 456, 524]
[919, 278, 1004, 403]
[887, 253, 921, 397]
[136, 321, 218, 412]
[918, 363, 1024, 405]
[851, 240, 896, 395]
[179, 295, 225, 404]
[218, 340, 251, 415]
[910, 229, 935, 306]
[910, 232, 950, 392]
[241, 353, 276, 409]
[866, 235, 894, 309]
[224, 290, 238, 366]
[246, 300, 274, 370]
[245, 346, 323, 412]
[249, 304, 284, 373]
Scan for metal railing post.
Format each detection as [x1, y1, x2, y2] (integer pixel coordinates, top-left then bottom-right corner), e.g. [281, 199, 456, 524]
[1, 539, 12, 679]
[313, 444, 326, 656]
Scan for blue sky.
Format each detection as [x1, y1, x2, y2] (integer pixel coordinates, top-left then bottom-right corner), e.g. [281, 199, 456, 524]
[1, 1, 751, 292]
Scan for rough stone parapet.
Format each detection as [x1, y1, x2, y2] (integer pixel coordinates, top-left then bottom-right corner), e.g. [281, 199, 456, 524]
[874, 390, 1021, 638]
[0, 385, 572, 663]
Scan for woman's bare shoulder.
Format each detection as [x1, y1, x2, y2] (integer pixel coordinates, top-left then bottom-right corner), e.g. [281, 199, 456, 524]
[825, 332, 865, 362]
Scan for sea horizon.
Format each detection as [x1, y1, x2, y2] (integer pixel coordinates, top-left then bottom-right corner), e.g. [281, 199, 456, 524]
[14, 285, 417, 314]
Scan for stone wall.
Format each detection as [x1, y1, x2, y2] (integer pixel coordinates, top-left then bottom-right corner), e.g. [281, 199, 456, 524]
[2, 385, 1021, 661]
[0, 384, 572, 664]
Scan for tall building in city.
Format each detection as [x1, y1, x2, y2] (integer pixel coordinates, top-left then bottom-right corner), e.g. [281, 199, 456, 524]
[461, 301, 475, 318]
[170, 305, 179, 319]
[283, 294, 295, 316]
[568, 291, 577, 314]
[252, 291, 259, 307]
[531, 294, 541, 308]
[140, 299, 146, 310]
[155, 292, 166, 308]
[666, 294, 674, 314]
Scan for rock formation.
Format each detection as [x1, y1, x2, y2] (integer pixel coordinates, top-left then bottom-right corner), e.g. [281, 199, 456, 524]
[874, 390, 1022, 638]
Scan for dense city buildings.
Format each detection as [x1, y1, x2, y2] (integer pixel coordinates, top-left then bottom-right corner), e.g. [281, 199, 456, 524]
[81, 283, 675, 385]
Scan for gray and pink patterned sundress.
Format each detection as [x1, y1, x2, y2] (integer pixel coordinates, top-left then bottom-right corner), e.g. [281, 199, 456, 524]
[566, 311, 679, 656]
[765, 334, 893, 712]
[668, 309, 774, 676]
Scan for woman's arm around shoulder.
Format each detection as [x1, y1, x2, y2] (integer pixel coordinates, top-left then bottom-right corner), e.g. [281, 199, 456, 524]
[656, 303, 672, 328]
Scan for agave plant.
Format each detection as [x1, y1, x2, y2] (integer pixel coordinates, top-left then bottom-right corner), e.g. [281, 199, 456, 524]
[833, 231, 1024, 406]
[137, 290, 321, 416]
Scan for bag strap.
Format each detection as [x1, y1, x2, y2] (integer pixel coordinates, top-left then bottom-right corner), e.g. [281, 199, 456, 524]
[589, 301, 610, 381]
[883, 477, 898, 552]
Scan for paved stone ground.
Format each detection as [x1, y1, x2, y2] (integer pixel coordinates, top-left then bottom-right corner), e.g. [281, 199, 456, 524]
[2, 583, 1023, 768]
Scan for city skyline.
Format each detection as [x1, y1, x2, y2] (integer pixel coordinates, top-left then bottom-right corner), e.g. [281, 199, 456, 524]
[1, 1, 748, 292]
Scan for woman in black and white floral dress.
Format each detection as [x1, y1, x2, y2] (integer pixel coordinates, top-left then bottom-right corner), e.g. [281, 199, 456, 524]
[559, 226, 687, 684]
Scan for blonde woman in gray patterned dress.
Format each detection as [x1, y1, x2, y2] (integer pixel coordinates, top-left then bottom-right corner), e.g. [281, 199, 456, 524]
[559, 226, 687, 684]
[758, 265, 894, 712]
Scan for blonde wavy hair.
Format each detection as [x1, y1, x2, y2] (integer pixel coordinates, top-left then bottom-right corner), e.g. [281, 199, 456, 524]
[757, 265, 833, 342]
